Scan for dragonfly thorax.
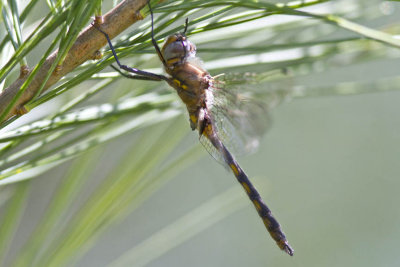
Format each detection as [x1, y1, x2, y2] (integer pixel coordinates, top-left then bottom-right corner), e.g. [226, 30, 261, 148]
[161, 34, 196, 69]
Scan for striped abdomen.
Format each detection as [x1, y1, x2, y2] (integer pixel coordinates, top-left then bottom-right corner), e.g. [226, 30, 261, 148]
[206, 132, 294, 256]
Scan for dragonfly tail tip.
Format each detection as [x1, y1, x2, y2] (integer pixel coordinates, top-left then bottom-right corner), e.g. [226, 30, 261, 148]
[283, 244, 294, 256]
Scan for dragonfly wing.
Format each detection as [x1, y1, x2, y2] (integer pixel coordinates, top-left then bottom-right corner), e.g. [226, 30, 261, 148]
[199, 132, 227, 167]
[208, 78, 271, 156]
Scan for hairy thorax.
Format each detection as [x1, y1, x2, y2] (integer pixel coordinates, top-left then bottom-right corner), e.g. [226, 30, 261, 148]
[167, 61, 211, 115]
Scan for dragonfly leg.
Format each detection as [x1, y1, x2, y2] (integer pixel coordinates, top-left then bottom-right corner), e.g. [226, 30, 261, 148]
[92, 21, 168, 82]
[183, 18, 189, 35]
[148, 2, 167, 68]
[110, 65, 161, 81]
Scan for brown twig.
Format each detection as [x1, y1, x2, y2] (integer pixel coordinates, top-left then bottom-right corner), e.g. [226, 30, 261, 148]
[0, 0, 149, 123]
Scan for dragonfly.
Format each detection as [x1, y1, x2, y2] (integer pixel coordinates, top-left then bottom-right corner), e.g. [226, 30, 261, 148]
[93, 2, 294, 256]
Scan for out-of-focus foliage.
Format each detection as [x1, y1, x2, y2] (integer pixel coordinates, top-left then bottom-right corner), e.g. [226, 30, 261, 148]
[0, 0, 399, 266]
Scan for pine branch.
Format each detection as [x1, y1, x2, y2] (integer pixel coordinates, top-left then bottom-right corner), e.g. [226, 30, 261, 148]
[0, 0, 149, 124]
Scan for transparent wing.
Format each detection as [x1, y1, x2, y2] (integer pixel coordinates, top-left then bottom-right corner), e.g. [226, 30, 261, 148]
[198, 70, 293, 162]
[207, 76, 271, 156]
[199, 133, 227, 167]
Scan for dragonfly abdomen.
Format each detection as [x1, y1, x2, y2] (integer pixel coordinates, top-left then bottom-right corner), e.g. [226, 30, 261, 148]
[210, 133, 294, 256]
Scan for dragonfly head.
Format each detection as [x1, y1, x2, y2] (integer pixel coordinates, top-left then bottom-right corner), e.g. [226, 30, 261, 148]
[161, 33, 196, 67]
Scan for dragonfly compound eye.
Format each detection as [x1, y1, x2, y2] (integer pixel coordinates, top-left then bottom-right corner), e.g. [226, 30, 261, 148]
[162, 35, 197, 63]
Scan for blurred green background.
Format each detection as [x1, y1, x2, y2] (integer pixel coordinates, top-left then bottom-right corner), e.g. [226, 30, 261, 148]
[0, 0, 400, 266]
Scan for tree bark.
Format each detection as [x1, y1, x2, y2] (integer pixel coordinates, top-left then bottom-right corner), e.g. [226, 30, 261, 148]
[0, 0, 149, 123]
